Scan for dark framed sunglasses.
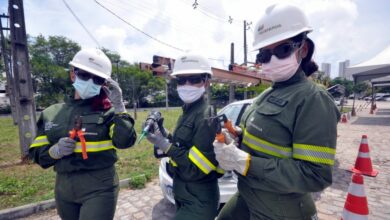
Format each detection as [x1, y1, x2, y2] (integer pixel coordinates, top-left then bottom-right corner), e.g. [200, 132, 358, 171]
[256, 41, 302, 64]
[175, 76, 205, 86]
[74, 68, 106, 85]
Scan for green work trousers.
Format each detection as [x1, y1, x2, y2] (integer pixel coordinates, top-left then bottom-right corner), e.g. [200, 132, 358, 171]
[55, 166, 119, 220]
[173, 177, 219, 220]
[217, 191, 318, 220]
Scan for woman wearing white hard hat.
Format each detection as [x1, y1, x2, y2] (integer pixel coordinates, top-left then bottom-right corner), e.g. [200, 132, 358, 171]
[144, 53, 224, 220]
[29, 48, 137, 220]
[214, 4, 340, 219]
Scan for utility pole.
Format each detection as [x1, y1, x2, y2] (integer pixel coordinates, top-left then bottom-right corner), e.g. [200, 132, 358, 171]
[9, 0, 37, 162]
[243, 20, 248, 66]
[229, 43, 235, 103]
[0, 13, 18, 124]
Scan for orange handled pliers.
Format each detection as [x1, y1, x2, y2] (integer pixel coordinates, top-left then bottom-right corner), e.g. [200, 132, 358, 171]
[69, 116, 88, 160]
[213, 114, 238, 143]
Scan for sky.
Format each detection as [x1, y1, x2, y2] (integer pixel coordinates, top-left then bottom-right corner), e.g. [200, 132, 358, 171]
[0, 0, 389, 78]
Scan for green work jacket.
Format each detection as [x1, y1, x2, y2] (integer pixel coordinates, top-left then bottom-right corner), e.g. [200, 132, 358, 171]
[29, 96, 136, 173]
[238, 70, 340, 218]
[167, 97, 223, 183]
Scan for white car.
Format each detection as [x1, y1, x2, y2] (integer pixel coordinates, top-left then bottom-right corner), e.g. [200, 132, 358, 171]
[158, 99, 254, 205]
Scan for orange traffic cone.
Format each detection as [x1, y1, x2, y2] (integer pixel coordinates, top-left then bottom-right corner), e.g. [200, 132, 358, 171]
[351, 135, 378, 177]
[341, 114, 348, 123]
[341, 173, 369, 220]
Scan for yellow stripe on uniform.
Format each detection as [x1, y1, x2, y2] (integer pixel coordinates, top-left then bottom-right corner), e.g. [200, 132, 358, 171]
[293, 143, 335, 165]
[188, 146, 217, 174]
[109, 124, 115, 138]
[74, 140, 116, 153]
[243, 129, 292, 158]
[169, 158, 178, 167]
[30, 135, 50, 148]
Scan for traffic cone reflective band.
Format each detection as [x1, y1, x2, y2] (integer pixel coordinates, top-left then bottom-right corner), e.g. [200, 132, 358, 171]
[351, 135, 378, 177]
[341, 114, 348, 123]
[341, 173, 369, 220]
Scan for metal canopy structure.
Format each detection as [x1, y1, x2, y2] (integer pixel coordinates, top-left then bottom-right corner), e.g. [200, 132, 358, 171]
[347, 46, 390, 115]
[346, 46, 390, 83]
[211, 67, 262, 86]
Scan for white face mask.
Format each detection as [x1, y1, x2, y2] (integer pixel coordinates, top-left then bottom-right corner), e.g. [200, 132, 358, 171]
[177, 85, 205, 104]
[261, 51, 301, 82]
[72, 76, 101, 99]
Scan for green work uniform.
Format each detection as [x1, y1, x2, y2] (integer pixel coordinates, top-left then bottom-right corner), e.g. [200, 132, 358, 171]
[166, 97, 223, 220]
[218, 70, 340, 220]
[29, 95, 136, 220]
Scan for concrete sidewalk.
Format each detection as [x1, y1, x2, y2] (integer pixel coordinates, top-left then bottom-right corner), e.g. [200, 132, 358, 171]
[17, 100, 390, 219]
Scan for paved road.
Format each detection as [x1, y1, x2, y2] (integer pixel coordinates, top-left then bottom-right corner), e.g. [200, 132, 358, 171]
[21, 100, 390, 220]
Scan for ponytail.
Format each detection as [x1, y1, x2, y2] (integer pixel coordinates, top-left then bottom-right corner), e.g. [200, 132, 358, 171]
[301, 38, 318, 77]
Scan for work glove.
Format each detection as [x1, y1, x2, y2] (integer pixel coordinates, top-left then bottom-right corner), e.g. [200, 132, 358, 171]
[213, 140, 251, 176]
[103, 78, 126, 113]
[49, 137, 76, 159]
[143, 122, 171, 153]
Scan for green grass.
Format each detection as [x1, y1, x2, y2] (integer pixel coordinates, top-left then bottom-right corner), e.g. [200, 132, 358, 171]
[0, 108, 181, 210]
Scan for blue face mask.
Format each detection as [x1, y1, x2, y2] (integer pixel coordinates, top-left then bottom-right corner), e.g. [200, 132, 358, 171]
[72, 76, 102, 99]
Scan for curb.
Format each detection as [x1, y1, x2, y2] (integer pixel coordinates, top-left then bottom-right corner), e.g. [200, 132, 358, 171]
[0, 177, 134, 220]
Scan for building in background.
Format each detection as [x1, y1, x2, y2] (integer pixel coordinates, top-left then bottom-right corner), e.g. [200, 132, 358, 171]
[338, 60, 351, 80]
[321, 63, 331, 78]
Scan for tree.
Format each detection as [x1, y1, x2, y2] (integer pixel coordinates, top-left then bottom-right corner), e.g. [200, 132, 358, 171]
[29, 35, 81, 107]
[330, 77, 354, 96]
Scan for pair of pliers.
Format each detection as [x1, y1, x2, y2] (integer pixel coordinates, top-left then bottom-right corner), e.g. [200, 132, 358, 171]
[69, 116, 88, 160]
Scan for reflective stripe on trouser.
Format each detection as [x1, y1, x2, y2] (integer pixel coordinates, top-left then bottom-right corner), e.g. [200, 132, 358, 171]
[55, 166, 119, 220]
[173, 177, 219, 220]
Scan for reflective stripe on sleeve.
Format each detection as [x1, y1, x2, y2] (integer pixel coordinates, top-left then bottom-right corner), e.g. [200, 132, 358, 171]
[109, 124, 115, 138]
[293, 143, 335, 165]
[30, 136, 49, 148]
[188, 146, 216, 174]
[242, 129, 292, 158]
[169, 158, 178, 167]
[74, 140, 116, 153]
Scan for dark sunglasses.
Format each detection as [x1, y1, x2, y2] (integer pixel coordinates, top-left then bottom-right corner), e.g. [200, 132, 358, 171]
[256, 42, 302, 64]
[175, 76, 205, 85]
[74, 69, 106, 85]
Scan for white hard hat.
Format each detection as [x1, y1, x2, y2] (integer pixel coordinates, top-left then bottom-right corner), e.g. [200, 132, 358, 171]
[252, 4, 313, 50]
[69, 48, 112, 79]
[171, 54, 213, 77]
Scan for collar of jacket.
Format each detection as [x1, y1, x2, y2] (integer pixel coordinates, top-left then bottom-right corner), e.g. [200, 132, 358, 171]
[64, 92, 94, 106]
[272, 69, 307, 89]
[182, 96, 206, 113]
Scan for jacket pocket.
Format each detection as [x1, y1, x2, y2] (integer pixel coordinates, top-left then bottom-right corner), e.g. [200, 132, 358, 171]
[174, 124, 193, 144]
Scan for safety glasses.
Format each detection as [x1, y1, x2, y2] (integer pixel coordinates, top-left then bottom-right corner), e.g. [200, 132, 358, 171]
[256, 42, 302, 64]
[74, 68, 106, 85]
[175, 76, 205, 85]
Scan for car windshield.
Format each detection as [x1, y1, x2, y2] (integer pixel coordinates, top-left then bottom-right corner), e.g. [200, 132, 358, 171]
[218, 104, 244, 124]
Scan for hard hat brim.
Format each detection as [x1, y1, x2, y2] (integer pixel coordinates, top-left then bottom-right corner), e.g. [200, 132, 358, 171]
[171, 69, 213, 77]
[70, 61, 111, 79]
[252, 27, 312, 51]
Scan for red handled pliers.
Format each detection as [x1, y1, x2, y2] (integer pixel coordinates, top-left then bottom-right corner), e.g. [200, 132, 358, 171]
[69, 116, 88, 160]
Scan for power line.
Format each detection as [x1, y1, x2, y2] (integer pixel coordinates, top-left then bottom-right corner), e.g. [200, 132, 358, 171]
[95, 0, 186, 52]
[62, 0, 101, 48]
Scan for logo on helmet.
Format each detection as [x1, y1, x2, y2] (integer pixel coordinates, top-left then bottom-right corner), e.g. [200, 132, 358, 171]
[89, 57, 103, 68]
[258, 24, 282, 35]
[181, 56, 199, 63]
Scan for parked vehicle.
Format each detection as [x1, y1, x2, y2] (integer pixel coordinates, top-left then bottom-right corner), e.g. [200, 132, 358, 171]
[158, 99, 254, 205]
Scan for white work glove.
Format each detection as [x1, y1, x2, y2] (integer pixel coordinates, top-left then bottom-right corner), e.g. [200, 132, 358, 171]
[213, 140, 251, 176]
[49, 137, 76, 159]
[103, 78, 126, 113]
[143, 122, 171, 153]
